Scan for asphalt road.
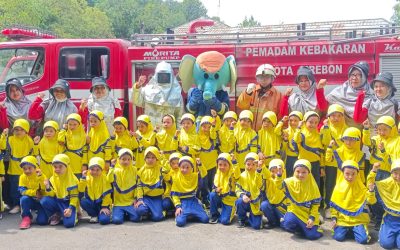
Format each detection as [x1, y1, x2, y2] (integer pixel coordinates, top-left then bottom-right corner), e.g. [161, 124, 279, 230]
[0, 213, 382, 250]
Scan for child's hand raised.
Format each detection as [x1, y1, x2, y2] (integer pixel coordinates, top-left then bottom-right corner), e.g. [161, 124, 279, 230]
[175, 130, 180, 137]
[37, 92, 46, 99]
[86, 136, 91, 145]
[282, 116, 289, 123]
[155, 125, 160, 133]
[2, 128, 8, 136]
[284, 87, 293, 97]
[110, 159, 117, 168]
[257, 159, 264, 170]
[196, 158, 201, 166]
[323, 119, 329, 126]
[363, 119, 370, 129]
[297, 121, 304, 129]
[329, 140, 336, 148]
[33, 136, 41, 144]
[210, 109, 217, 118]
[378, 142, 385, 151]
[368, 183, 375, 192]
[137, 75, 147, 88]
[230, 153, 236, 162]
[282, 131, 289, 141]
[372, 162, 381, 172]
[36, 169, 42, 177]
[130, 130, 138, 138]
[82, 170, 88, 178]
[317, 79, 327, 89]
[257, 152, 265, 160]
[80, 98, 88, 110]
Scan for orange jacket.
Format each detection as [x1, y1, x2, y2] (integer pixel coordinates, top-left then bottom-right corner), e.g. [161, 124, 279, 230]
[237, 85, 282, 131]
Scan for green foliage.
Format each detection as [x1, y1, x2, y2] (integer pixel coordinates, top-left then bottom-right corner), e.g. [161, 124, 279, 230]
[0, 0, 114, 38]
[238, 15, 261, 28]
[0, 0, 208, 39]
[392, 0, 400, 25]
[96, 0, 207, 38]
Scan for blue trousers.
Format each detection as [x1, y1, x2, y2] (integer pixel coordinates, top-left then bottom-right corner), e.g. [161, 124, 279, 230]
[40, 196, 76, 228]
[112, 205, 140, 224]
[285, 155, 297, 178]
[20, 196, 48, 225]
[324, 166, 337, 208]
[333, 225, 369, 244]
[282, 212, 323, 240]
[176, 197, 209, 227]
[80, 197, 111, 225]
[379, 214, 400, 249]
[8, 175, 20, 207]
[136, 196, 164, 222]
[260, 200, 284, 227]
[209, 192, 234, 225]
[235, 198, 262, 230]
[162, 197, 174, 212]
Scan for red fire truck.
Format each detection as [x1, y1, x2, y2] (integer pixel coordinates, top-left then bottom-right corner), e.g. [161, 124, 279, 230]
[1, 19, 400, 128]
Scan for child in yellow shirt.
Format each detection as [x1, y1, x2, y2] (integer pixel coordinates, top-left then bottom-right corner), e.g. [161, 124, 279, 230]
[235, 110, 258, 170]
[281, 159, 323, 240]
[209, 153, 240, 225]
[18, 156, 48, 229]
[79, 157, 112, 225]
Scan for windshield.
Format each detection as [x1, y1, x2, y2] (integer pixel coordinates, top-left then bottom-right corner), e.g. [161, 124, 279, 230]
[0, 48, 44, 92]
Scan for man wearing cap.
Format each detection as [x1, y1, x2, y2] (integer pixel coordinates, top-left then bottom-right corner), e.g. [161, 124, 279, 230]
[237, 64, 283, 131]
[354, 72, 400, 128]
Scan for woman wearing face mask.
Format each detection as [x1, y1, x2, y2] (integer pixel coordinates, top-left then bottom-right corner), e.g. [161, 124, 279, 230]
[354, 72, 399, 128]
[324, 61, 373, 128]
[0, 78, 32, 130]
[28, 79, 77, 129]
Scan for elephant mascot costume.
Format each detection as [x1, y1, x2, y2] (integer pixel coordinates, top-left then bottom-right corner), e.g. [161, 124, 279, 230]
[179, 51, 237, 125]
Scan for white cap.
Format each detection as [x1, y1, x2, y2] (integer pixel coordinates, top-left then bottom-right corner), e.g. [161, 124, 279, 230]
[256, 64, 276, 77]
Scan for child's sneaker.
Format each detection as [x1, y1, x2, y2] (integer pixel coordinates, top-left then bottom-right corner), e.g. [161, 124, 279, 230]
[49, 213, 61, 226]
[89, 216, 98, 223]
[237, 220, 246, 228]
[263, 223, 275, 229]
[324, 209, 331, 219]
[9, 206, 20, 214]
[19, 216, 31, 229]
[209, 216, 218, 224]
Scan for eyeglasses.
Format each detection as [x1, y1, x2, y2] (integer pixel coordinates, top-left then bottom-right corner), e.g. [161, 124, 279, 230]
[350, 73, 362, 78]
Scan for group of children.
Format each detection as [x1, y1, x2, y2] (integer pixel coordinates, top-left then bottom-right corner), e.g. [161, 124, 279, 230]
[0, 103, 399, 248]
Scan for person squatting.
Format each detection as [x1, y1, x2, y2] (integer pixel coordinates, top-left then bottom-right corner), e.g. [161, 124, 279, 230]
[0, 64, 399, 249]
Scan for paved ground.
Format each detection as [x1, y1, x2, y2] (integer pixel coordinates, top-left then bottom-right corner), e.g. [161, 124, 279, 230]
[0, 213, 382, 250]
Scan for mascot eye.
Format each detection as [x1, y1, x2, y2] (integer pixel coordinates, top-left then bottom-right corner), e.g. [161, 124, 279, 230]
[214, 73, 219, 80]
[204, 73, 209, 79]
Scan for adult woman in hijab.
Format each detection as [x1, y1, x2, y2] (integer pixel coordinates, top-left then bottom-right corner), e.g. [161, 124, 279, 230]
[28, 79, 77, 128]
[354, 72, 400, 128]
[0, 78, 32, 129]
[325, 61, 373, 127]
[280, 66, 328, 117]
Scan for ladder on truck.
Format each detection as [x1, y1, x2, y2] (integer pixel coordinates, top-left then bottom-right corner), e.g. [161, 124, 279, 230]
[131, 18, 400, 46]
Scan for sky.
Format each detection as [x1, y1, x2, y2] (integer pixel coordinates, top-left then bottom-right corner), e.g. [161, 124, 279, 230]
[199, 0, 397, 27]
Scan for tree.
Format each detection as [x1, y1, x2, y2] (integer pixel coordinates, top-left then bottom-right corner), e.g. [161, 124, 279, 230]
[0, 0, 114, 38]
[392, 0, 400, 25]
[96, 0, 208, 38]
[238, 15, 261, 28]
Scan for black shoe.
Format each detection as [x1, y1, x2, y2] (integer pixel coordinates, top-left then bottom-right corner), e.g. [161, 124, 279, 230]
[237, 220, 246, 228]
[209, 216, 218, 224]
[263, 223, 275, 229]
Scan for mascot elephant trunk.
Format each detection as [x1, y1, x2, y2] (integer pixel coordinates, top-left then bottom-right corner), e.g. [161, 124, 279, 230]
[203, 79, 217, 100]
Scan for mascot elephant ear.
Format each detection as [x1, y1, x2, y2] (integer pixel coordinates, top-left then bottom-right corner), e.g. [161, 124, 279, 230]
[179, 55, 196, 93]
[227, 55, 237, 94]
